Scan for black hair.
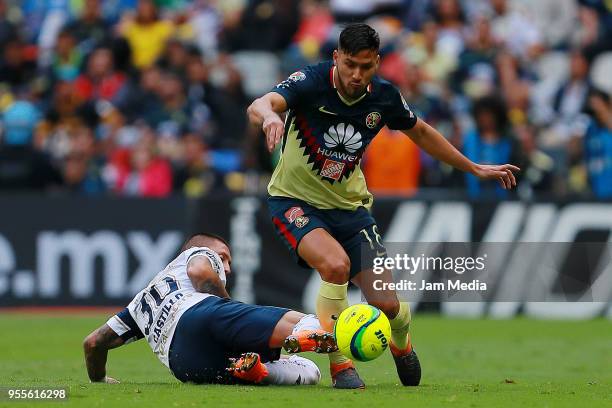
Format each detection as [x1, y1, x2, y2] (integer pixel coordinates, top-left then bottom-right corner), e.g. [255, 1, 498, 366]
[583, 88, 611, 125]
[472, 95, 508, 133]
[181, 232, 230, 251]
[338, 23, 380, 55]
[430, 0, 466, 24]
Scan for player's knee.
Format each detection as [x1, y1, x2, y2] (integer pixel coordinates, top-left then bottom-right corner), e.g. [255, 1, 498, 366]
[318, 256, 350, 283]
[83, 332, 98, 353]
[370, 298, 400, 319]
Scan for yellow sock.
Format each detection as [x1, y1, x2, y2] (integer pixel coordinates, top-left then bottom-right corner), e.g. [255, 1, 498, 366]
[317, 280, 349, 365]
[389, 302, 412, 352]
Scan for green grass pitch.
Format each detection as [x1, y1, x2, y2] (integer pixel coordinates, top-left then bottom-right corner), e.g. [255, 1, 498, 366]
[0, 314, 610, 407]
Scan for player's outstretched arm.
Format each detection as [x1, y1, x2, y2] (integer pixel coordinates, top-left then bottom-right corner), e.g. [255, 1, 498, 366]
[247, 92, 288, 152]
[402, 118, 520, 189]
[83, 324, 126, 383]
[187, 255, 230, 298]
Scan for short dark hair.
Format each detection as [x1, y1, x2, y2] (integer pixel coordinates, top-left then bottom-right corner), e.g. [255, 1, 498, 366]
[338, 23, 380, 55]
[181, 232, 230, 251]
[472, 95, 508, 133]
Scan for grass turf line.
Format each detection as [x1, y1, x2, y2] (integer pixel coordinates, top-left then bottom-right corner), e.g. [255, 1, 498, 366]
[0, 314, 609, 407]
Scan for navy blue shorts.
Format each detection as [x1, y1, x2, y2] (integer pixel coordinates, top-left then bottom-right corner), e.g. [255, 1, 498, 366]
[267, 196, 386, 278]
[168, 296, 290, 384]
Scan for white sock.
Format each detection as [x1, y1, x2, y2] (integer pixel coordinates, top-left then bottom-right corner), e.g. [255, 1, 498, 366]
[263, 355, 321, 385]
[292, 314, 322, 334]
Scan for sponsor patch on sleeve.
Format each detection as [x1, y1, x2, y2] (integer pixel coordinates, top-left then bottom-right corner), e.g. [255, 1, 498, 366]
[288, 71, 306, 82]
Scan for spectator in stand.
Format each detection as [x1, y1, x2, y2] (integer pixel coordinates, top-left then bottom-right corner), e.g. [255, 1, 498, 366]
[402, 20, 457, 94]
[429, 0, 467, 60]
[0, 0, 609, 199]
[495, 50, 532, 123]
[0, 36, 37, 92]
[577, 0, 612, 60]
[0, 0, 17, 50]
[221, 0, 300, 52]
[583, 90, 612, 198]
[109, 126, 173, 197]
[526, 0, 577, 49]
[463, 95, 522, 198]
[49, 29, 83, 83]
[452, 15, 498, 99]
[0, 100, 61, 190]
[185, 52, 248, 149]
[114, 65, 164, 123]
[489, 0, 543, 60]
[151, 71, 210, 139]
[34, 81, 99, 161]
[101, 0, 138, 25]
[156, 38, 191, 76]
[60, 124, 106, 194]
[173, 132, 215, 197]
[363, 127, 421, 197]
[187, 0, 222, 59]
[293, 0, 334, 57]
[74, 46, 127, 104]
[120, 0, 174, 69]
[401, 62, 458, 187]
[63, 0, 110, 55]
[539, 49, 592, 146]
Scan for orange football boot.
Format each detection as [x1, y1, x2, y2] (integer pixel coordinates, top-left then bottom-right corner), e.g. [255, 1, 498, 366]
[227, 352, 269, 384]
[283, 330, 338, 353]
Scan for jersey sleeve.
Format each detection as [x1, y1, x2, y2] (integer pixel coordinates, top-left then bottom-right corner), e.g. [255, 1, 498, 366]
[106, 307, 144, 344]
[385, 87, 418, 130]
[184, 246, 226, 287]
[271, 68, 319, 109]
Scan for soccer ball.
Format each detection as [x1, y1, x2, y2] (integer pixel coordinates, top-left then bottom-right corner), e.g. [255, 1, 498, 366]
[333, 304, 391, 362]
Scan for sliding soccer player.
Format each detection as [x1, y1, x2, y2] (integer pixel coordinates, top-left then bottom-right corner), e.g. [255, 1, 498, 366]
[83, 233, 336, 385]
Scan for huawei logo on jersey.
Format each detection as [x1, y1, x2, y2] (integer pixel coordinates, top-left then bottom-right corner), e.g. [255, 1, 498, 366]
[323, 123, 362, 153]
[293, 114, 364, 184]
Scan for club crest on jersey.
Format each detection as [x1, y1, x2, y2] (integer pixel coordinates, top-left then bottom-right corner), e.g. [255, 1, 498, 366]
[294, 215, 309, 228]
[284, 206, 305, 223]
[366, 112, 381, 129]
[320, 159, 345, 181]
[289, 71, 306, 82]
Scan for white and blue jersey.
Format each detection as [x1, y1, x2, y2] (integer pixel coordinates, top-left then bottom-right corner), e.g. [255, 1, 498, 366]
[106, 247, 225, 368]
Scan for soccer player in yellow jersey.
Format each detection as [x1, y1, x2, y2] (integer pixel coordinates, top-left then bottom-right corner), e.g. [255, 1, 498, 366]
[248, 23, 519, 389]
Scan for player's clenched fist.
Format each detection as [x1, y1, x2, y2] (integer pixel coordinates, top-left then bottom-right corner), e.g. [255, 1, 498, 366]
[263, 115, 284, 152]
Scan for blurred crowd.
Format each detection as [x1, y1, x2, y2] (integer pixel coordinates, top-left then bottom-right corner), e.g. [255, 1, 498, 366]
[0, 0, 611, 199]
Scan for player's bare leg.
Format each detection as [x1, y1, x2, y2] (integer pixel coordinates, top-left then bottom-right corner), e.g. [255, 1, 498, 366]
[298, 228, 365, 389]
[352, 268, 421, 386]
[268, 311, 304, 347]
[283, 313, 338, 353]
